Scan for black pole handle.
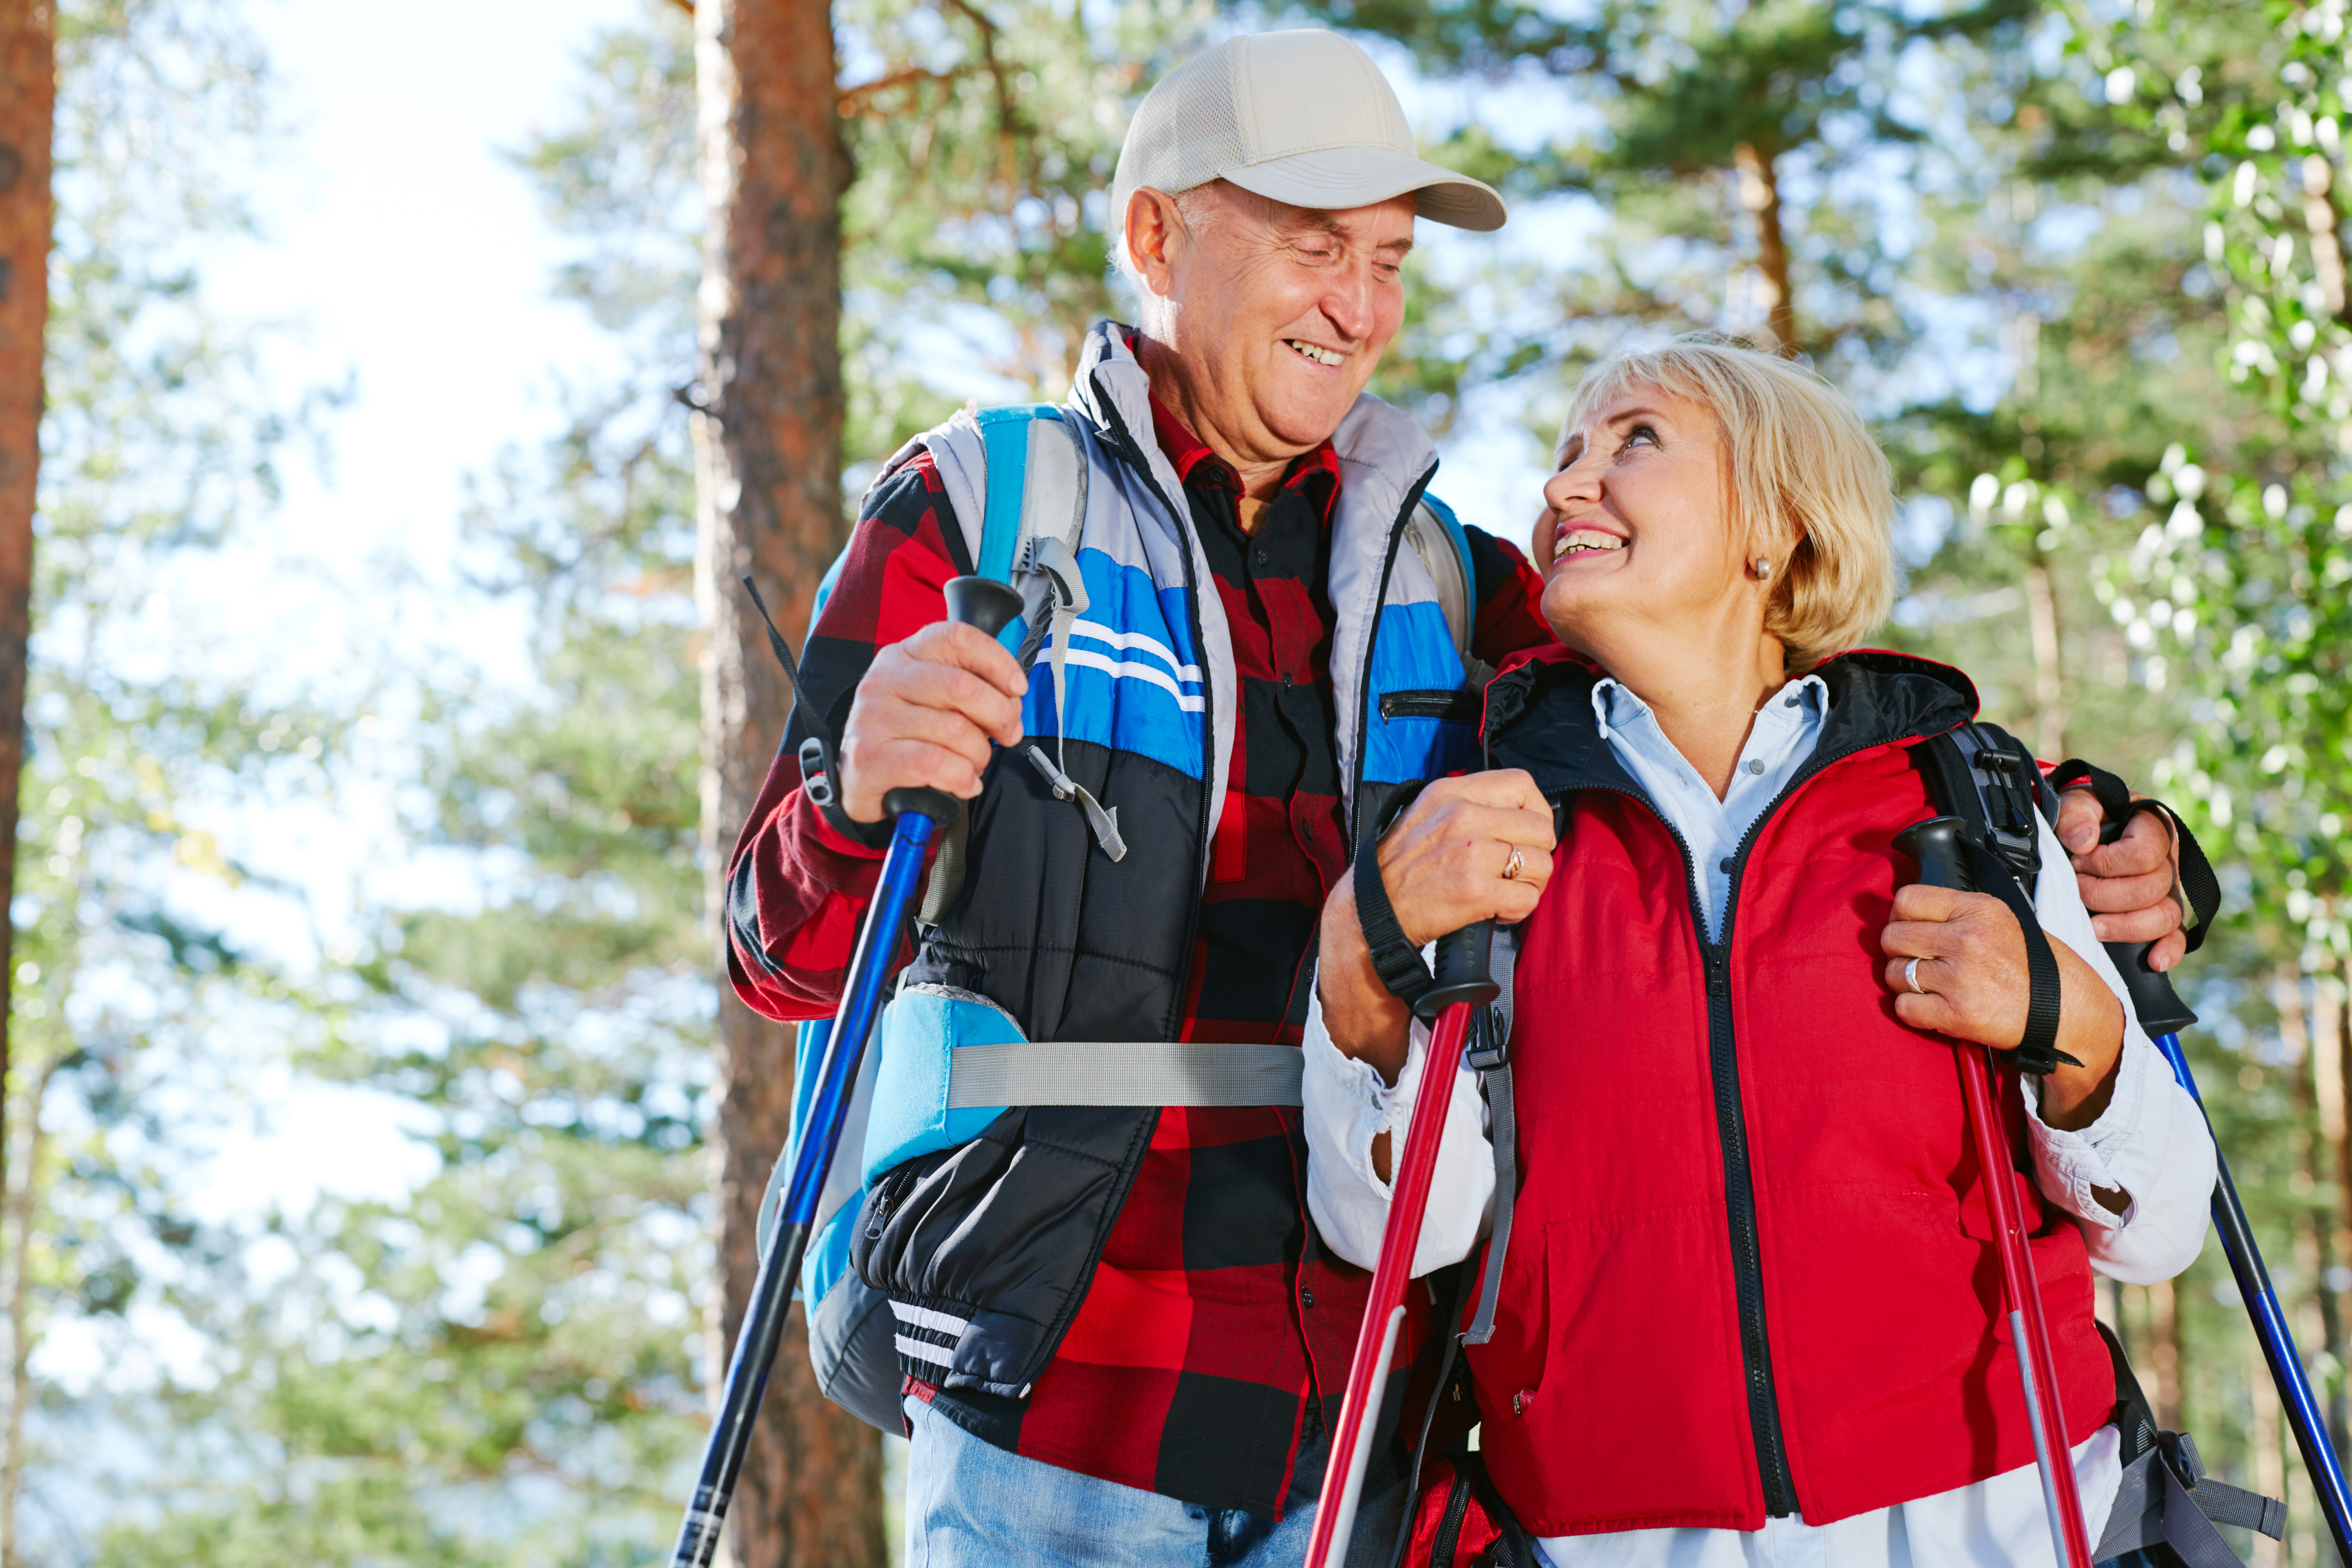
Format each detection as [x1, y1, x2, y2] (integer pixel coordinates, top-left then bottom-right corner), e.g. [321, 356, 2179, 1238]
[1893, 816, 1975, 895]
[880, 575, 1028, 824]
[2090, 816, 2198, 1034]
[1415, 920, 1500, 1021]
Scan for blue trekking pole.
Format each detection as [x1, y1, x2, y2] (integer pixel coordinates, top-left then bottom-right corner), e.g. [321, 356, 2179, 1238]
[669, 574, 1026, 1568]
[2092, 810, 2352, 1564]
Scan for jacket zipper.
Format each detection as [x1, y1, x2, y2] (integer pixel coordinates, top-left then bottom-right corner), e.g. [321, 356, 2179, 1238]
[1574, 729, 1925, 1517]
[1085, 372, 1217, 1039]
[1379, 688, 1483, 723]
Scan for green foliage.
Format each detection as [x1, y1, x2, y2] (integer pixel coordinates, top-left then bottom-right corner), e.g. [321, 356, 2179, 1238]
[167, 10, 720, 1557]
[1301, 0, 2064, 443]
[11, 0, 354, 1549]
[836, 0, 1214, 461]
[2074, 1, 2352, 931]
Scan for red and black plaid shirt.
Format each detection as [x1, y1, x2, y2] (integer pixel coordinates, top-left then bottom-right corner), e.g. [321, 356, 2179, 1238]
[728, 396, 1548, 1515]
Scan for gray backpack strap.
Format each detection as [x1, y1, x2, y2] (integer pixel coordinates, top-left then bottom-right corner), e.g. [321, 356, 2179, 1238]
[917, 410, 1113, 925]
[1007, 415, 1125, 863]
[1461, 1007, 1515, 1345]
[1403, 500, 1494, 690]
[946, 1040, 1302, 1107]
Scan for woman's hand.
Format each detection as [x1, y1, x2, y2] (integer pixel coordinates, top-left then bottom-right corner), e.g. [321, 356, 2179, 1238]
[2055, 788, 2188, 970]
[1879, 883, 2126, 1130]
[1318, 770, 1555, 1084]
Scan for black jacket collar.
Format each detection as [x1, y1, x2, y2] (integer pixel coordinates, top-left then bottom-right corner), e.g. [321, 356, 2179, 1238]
[1482, 647, 1979, 804]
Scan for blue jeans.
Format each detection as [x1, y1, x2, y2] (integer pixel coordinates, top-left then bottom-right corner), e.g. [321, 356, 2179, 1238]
[902, 1395, 1405, 1568]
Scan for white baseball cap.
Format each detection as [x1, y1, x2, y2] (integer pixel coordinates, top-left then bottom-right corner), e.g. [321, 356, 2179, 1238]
[1112, 30, 1507, 234]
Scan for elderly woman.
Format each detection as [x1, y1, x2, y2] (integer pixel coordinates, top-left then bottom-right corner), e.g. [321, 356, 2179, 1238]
[1307, 337, 2216, 1564]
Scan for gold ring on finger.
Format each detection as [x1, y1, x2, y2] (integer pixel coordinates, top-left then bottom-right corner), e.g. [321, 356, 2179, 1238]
[1502, 844, 1526, 882]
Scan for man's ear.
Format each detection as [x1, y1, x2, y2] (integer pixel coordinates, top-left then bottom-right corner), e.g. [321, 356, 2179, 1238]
[1124, 187, 1185, 304]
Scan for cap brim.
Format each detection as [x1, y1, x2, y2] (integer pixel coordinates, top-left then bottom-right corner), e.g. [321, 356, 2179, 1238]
[1218, 144, 1507, 232]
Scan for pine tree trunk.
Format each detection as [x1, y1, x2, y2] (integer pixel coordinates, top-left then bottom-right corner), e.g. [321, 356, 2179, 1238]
[1731, 141, 1795, 353]
[2149, 1274, 2181, 1432]
[2022, 557, 2068, 762]
[689, 1, 881, 1565]
[0, 0, 57, 1204]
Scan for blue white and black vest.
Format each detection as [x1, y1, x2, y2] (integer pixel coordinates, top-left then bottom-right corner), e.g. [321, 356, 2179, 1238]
[818, 321, 1486, 1423]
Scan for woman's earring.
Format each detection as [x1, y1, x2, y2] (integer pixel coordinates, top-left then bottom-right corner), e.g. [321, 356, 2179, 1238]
[1753, 557, 1773, 581]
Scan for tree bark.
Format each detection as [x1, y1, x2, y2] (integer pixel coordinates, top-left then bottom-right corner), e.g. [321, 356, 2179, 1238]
[1732, 141, 1795, 353]
[2147, 1274, 2182, 1432]
[0, 0, 56, 1206]
[690, 1, 881, 1566]
[2022, 557, 2069, 763]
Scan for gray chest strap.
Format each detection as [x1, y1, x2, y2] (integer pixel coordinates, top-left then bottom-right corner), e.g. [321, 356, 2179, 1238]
[946, 1041, 1303, 1108]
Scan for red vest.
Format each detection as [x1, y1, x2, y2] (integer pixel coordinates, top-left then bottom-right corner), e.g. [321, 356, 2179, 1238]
[1466, 648, 2109, 1536]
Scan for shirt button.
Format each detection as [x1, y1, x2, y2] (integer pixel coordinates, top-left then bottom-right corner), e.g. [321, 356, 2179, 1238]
[1746, 759, 1765, 775]
[1253, 547, 1270, 567]
[1301, 1286, 1316, 1308]
[1718, 857, 1734, 873]
[1786, 696, 1800, 707]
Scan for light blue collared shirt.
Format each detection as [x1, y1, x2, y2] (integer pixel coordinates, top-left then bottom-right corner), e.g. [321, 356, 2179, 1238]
[1591, 673, 1831, 942]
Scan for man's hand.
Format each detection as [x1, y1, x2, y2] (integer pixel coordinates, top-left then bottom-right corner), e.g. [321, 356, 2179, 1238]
[1317, 770, 1555, 1082]
[2056, 788, 2187, 971]
[1879, 882, 2125, 1132]
[837, 624, 1027, 824]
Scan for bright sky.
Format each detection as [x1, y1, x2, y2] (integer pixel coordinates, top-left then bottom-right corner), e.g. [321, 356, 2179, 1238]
[37, 0, 657, 1400]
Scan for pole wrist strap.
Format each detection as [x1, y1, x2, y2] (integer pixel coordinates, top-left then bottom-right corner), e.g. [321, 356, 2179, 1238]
[1353, 829, 1432, 1009]
[2049, 760, 2221, 956]
[1959, 833, 2078, 1076]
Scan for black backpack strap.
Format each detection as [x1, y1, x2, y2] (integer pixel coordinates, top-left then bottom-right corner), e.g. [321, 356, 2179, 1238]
[2096, 1431, 2285, 1563]
[2099, 1320, 2163, 1465]
[1913, 729, 2077, 1075]
[2094, 1320, 2285, 1562]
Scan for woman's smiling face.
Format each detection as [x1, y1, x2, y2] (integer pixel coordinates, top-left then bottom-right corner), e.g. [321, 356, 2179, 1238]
[1534, 385, 1756, 657]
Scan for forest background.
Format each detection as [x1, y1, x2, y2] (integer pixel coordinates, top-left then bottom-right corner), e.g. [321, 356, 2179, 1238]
[0, 0, 2348, 1563]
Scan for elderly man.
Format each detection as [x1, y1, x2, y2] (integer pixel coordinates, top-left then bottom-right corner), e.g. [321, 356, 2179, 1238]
[724, 27, 2187, 1567]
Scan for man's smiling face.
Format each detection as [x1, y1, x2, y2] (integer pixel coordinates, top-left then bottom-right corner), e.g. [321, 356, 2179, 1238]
[1129, 181, 1416, 481]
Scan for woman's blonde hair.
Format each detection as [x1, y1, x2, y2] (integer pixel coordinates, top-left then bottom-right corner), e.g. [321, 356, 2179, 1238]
[1558, 335, 1897, 672]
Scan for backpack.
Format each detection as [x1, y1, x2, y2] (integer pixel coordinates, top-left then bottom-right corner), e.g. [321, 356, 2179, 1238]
[762, 404, 1488, 1432]
[1389, 722, 2277, 1566]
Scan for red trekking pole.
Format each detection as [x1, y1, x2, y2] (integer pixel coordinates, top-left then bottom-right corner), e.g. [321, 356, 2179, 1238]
[1896, 817, 2095, 1568]
[1303, 920, 1499, 1568]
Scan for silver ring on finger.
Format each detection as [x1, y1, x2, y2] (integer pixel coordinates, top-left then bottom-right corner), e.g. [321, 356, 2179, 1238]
[1904, 956, 1929, 996]
[1501, 844, 1526, 882]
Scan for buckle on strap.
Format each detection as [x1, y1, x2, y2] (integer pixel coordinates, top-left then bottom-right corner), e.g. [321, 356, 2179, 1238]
[1960, 725, 2042, 883]
[1025, 746, 1126, 861]
[945, 1041, 1303, 1108]
[1463, 1007, 1509, 1072]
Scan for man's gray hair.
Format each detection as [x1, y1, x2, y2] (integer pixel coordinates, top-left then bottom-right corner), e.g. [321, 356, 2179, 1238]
[1113, 183, 1229, 330]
